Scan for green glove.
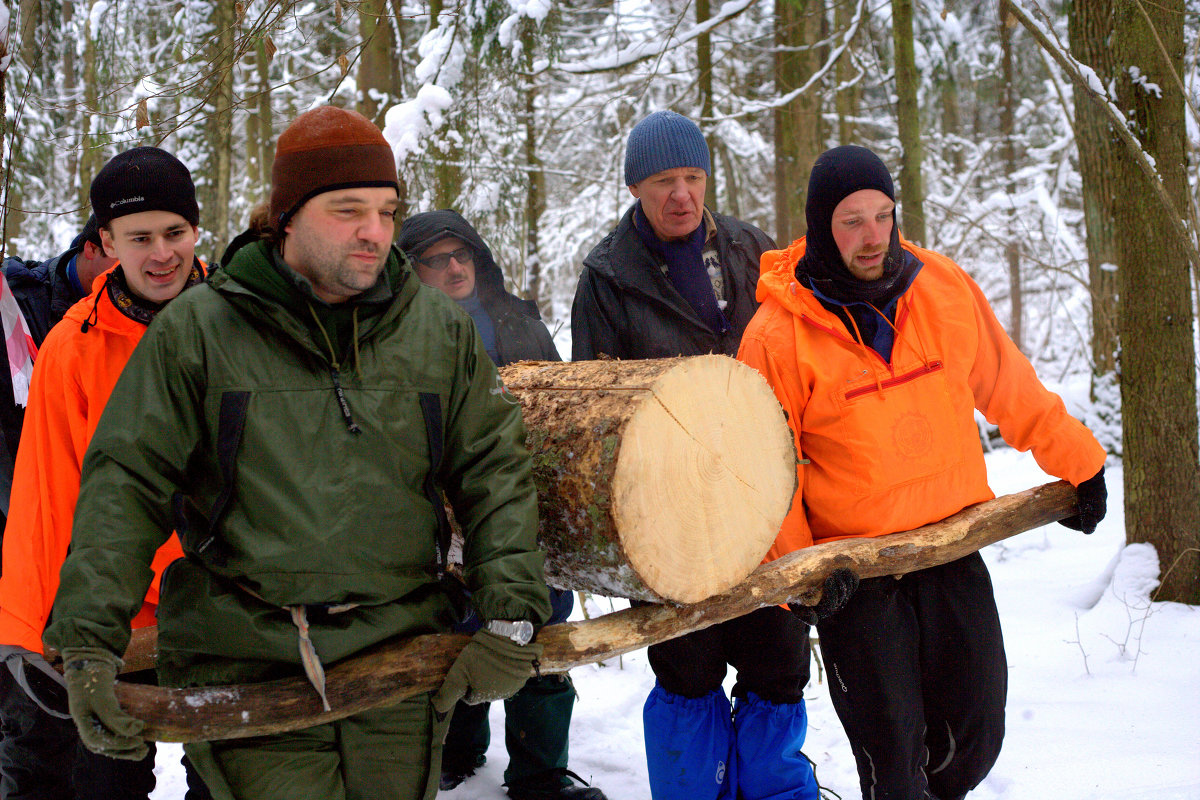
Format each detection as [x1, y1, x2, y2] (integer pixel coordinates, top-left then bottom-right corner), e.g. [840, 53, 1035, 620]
[61, 646, 147, 761]
[431, 629, 543, 716]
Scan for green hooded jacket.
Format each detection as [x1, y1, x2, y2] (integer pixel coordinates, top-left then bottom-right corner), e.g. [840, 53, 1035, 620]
[45, 238, 550, 687]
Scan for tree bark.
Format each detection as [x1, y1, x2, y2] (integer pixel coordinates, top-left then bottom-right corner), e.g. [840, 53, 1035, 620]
[111, 481, 1081, 743]
[998, 3, 1022, 353]
[498, 357, 797, 603]
[891, 0, 926, 245]
[77, 0, 101, 217]
[773, 0, 826, 244]
[834, 0, 859, 146]
[697, 0, 718, 209]
[208, 0, 236, 243]
[1112, 0, 1200, 604]
[520, 22, 546, 312]
[1067, 0, 1120, 382]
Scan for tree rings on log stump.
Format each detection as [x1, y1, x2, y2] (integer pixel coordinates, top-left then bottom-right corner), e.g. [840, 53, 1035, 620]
[500, 355, 796, 604]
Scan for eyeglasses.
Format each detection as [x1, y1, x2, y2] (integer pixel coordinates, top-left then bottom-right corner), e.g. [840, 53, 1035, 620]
[417, 247, 474, 271]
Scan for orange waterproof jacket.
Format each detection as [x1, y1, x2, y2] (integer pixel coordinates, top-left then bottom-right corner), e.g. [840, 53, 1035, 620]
[0, 267, 185, 653]
[738, 237, 1106, 561]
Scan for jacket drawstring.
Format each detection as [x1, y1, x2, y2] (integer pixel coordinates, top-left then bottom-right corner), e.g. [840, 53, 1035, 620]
[841, 310, 885, 396]
[79, 274, 108, 333]
[307, 304, 363, 434]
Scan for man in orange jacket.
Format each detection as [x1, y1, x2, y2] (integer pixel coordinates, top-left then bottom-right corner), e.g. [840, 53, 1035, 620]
[738, 145, 1107, 800]
[0, 146, 207, 800]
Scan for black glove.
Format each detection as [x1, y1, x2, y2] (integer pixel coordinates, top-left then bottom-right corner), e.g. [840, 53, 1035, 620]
[788, 567, 859, 626]
[1059, 466, 1107, 535]
[61, 647, 147, 761]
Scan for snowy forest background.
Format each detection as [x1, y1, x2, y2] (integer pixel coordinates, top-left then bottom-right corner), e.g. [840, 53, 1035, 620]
[1, 0, 1199, 602]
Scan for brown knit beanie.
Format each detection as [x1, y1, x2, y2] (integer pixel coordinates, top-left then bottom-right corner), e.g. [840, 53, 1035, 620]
[269, 105, 399, 228]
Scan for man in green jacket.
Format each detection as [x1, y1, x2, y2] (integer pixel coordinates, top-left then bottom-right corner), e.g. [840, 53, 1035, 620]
[44, 105, 552, 800]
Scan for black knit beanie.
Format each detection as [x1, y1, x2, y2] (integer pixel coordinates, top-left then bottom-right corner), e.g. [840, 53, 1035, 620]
[803, 145, 896, 267]
[793, 145, 909, 305]
[90, 147, 199, 228]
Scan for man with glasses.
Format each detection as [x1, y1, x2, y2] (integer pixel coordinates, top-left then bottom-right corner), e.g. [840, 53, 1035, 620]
[398, 210, 605, 800]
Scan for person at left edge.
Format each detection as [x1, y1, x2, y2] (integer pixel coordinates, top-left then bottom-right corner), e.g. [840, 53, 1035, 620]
[0, 215, 116, 542]
[43, 105, 552, 800]
[0, 146, 208, 800]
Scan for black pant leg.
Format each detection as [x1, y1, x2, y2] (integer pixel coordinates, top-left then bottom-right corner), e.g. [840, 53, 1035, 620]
[916, 553, 1007, 800]
[73, 740, 157, 800]
[817, 574, 931, 800]
[646, 625, 728, 699]
[723, 605, 810, 704]
[0, 666, 76, 800]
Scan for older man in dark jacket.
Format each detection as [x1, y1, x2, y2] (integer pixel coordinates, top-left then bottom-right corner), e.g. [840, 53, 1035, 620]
[571, 110, 821, 800]
[398, 211, 604, 800]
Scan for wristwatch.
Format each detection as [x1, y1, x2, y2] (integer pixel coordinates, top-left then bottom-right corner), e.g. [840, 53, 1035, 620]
[485, 619, 535, 646]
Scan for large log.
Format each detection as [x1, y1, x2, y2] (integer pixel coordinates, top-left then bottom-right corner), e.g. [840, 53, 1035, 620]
[116, 481, 1078, 743]
[494, 356, 797, 603]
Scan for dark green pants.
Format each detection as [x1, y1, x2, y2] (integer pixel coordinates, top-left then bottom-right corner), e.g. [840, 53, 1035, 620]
[443, 673, 577, 788]
[184, 694, 446, 800]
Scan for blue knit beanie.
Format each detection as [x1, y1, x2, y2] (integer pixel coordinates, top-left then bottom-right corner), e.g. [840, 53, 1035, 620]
[624, 111, 711, 187]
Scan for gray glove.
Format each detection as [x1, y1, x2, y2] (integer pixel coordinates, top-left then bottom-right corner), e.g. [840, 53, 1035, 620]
[61, 646, 147, 761]
[431, 629, 543, 716]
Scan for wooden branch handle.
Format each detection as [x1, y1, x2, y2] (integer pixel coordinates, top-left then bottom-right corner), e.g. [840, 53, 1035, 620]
[115, 481, 1077, 742]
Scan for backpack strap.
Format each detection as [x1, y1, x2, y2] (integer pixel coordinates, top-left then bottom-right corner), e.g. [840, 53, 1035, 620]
[418, 391, 452, 578]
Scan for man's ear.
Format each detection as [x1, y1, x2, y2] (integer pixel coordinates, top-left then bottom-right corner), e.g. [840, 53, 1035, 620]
[82, 240, 102, 259]
[628, 183, 641, 199]
[99, 228, 117, 259]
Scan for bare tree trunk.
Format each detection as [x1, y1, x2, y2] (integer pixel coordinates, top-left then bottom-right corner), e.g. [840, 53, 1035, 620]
[696, 0, 717, 209]
[521, 24, 546, 311]
[891, 0, 926, 245]
[356, 0, 394, 126]
[77, 0, 102, 217]
[428, 1, 462, 210]
[834, 0, 859, 146]
[1067, 0, 1120, 384]
[940, 3, 963, 174]
[60, 0, 82, 226]
[255, 36, 274, 206]
[998, 4, 1022, 353]
[208, 0, 236, 242]
[773, 0, 825, 244]
[1112, 0, 1200, 604]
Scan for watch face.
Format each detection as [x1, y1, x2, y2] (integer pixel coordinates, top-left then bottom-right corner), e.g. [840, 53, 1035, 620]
[489, 619, 534, 645]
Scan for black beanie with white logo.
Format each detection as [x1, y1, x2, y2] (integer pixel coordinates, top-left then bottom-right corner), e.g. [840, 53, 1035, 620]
[90, 146, 200, 228]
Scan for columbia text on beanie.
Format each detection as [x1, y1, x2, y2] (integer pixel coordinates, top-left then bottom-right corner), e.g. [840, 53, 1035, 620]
[89, 147, 199, 228]
[270, 105, 399, 228]
[624, 110, 711, 187]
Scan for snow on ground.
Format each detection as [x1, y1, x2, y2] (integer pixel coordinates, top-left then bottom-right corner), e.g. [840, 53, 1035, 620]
[151, 450, 1200, 799]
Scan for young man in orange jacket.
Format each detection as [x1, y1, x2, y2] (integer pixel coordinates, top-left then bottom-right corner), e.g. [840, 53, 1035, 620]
[738, 145, 1107, 800]
[0, 146, 207, 800]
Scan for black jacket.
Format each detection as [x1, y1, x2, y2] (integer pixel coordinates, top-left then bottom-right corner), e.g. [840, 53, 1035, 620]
[396, 210, 561, 366]
[570, 204, 775, 361]
[0, 247, 87, 529]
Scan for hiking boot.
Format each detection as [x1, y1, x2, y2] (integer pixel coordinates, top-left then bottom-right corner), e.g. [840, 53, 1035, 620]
[507, 769, 608, 800]
[440, 754, 486, 791]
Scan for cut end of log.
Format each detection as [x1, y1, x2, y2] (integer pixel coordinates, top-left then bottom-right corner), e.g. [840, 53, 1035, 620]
[610, 356, 796, 603]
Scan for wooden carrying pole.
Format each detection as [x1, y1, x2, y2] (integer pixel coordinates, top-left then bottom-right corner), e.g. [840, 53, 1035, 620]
[115, 481, 1079, 743]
